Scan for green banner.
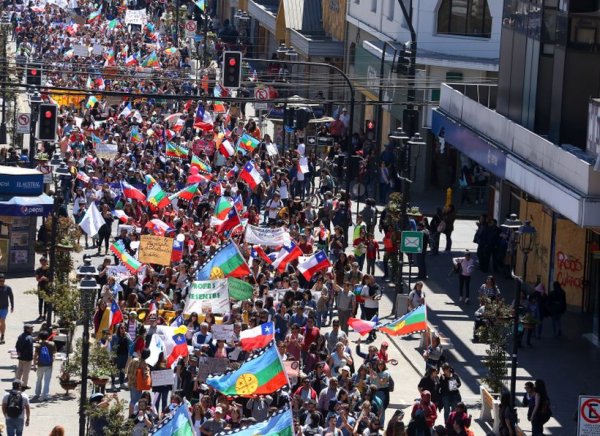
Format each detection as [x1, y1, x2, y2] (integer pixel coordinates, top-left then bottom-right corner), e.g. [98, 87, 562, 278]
[228, 277, 254, 301]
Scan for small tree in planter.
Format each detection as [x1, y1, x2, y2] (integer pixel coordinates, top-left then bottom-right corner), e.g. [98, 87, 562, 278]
[86, 397, 135, 436]
[478, 297, 513, 393]
[59, 339, 117, 389]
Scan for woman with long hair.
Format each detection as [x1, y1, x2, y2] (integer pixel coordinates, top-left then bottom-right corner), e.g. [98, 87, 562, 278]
[530, 379, 552, 436]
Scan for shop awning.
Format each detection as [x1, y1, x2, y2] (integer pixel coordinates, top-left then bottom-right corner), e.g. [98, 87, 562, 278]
[0, 193, 54, 216]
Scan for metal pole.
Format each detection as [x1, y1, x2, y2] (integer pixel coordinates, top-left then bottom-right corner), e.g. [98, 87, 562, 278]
[79, 310, 90, 436]
[28, 102, 39, 168]
[510, 252, 528, 406]
[375, 42, 389, 155]
[202, 8, 209, 67]
[396, 0, 417, 109]
[0, 27, 7, 146]
[175, 0, 180, 47]
[47, 183, 59, 326]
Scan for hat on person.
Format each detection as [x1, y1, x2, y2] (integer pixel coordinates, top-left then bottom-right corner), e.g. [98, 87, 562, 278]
[381, 341, 389, 347]
[89, 393, 105, 403]
[339, 365, 351, 374]
[215, 407, 223, 414]
[129, 310, 137, 317]
[12, 379, 23, 388]
[24, 324, 34, 330]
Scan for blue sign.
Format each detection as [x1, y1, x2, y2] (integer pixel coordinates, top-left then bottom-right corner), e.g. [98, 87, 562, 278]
[0, 172, 44, 196]
[432, 110, 506, 178]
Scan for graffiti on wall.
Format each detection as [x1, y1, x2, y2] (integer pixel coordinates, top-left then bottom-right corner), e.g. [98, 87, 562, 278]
[556, 250, 583, 289]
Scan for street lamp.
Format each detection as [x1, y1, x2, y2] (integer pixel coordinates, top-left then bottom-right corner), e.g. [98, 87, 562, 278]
[76, 255, 97, 278]
[507, 219, 536, 406]
[49, 151, 63, 168]
[78, 274, 99, 436]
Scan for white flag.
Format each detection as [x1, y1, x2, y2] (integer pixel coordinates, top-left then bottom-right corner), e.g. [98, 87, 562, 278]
[79, 202, 106, 237]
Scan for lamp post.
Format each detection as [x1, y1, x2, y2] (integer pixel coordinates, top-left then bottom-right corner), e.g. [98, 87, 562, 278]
[46, 163, 70, 326]
[28, 92, 42, 168]
[78, 274, 99, 436]
[508, 219, 536, 406]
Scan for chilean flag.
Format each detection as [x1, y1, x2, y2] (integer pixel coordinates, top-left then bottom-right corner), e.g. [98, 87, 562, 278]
[146, 219, 173, 236]
[171, 238, 184, 263]
[251, 245, 274, 264]
[109, 300, 124, 327]
[348, 315, 379, 336]
[212, 208, 241, 234]
[297, 250, 331, 280]
[113, 209, 129, 223]
[271, 242, 303, 273]
[239, 321, 275, 351]
[219, 139, 235, 159]
[121, 181, 146, 202]
[194, 104, 214, 131]
[233, 193, 244, 213]
[239, 161, 263, 190]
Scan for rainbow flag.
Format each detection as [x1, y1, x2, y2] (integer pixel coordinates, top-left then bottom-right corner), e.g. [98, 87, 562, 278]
[206, 343, 287, 397]
[222, 407, 293, 436]
[110, 240, 142, 273]
[85, 96, 98, 108]
[379, 304, 427, 336]
[87, 6, 102, 23]
[214, 196, 233, 220]
[195, 241, 250, 280]
[166, 142, 189, 158]
[191, 155, 211, 173]
[238, 133, 260, 154]
[147, 184, 170, 210]
[141, 51, 160, 68]
[168, 183, 199, 202]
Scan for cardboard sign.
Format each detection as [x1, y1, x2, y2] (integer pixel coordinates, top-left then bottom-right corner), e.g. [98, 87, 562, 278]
[139, 235, 173, 266]
[184, 279, 230, 314]
[151, 369, 174, 387]
[92, 44, 104, 56]
[284, 360, 300, 386]
[125, 8, 147, 25]
[197, 356, 229, 382]
[211, 324, 235, 342]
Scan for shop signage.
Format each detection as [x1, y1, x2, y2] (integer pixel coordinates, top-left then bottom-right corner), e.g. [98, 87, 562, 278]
[0, 172, 43, 196]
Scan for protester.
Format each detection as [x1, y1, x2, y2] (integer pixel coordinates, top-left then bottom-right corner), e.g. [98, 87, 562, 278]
[0, 273, 15, 344]
[15, 325, 34, 389]
[2, 379, 30, 436]
[32, 331, 56, 402]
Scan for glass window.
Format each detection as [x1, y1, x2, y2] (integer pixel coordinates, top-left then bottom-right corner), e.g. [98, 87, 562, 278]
[387, 0, 395, 20]
[371, 0, 377, 13]
[437, 0, 492, 38]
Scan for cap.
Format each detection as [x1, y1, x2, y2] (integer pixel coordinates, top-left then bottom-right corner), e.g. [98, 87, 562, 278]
[215, 407, 223, 414]
[339, 365, 351, 374]
[89, 393, 105, 403]
[129, 310, 137, 316]
[24, 324, 34, 329]
[381, 341, 389, 347]
[12, 378, 23, 386]
[0, 273, 4, 279]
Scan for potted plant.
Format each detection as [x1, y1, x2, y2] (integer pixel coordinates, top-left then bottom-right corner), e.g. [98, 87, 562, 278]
[86, 397, 135, 436]
[478, 297, 512, 394]
[59, 338, 83, 395]
[89, 342, 118, 387]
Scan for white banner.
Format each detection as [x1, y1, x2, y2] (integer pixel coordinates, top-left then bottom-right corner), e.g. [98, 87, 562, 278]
[125, 8, 147, 25]
[107, 265, 131, 280]
[95, 142, 118, 158]
[73, 44, 89, 57]
[184, 279, 230, 314]
[244, 224, 290, 247]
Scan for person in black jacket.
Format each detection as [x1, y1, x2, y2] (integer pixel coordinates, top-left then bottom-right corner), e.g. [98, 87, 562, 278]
[439, 363, 462, 422]
[547, 281, 567, 337]
[15, 324, 34, 389]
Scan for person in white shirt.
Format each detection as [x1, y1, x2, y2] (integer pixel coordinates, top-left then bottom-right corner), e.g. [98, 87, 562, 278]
[453, 251, 475, 303]
[266, 192, 283, 224]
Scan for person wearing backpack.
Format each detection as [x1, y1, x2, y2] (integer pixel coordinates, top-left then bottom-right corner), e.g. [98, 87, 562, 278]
[15, 324, 34, 389]
[2, 379, 30, 436]
[32, 330, 56, 402]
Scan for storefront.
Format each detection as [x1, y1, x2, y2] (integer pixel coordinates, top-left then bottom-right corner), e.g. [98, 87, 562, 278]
[0, 166, 53, 274]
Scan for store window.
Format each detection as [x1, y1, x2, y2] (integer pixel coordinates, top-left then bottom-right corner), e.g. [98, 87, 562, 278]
[437, 0, 492, 38]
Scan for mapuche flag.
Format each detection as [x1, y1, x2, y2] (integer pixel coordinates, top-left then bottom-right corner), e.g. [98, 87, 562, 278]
[206, 343, 287, 397]
[195, 241, 250, 280]
[216, 406, 294, 436]
[110, 240, 142, 273]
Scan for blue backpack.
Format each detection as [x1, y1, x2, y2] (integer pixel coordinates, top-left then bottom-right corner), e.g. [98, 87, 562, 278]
[39, 343, 53, 366]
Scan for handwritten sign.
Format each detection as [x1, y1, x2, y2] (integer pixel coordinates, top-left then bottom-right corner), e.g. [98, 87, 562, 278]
[95, 142, 118, 158]
[212, 324, 235, 342]
[139, 235, 173, 266]
[151, 369, 174, 387]
[125, 8, 147, 25]
[197, 356, 229, 382]
[184, 279, 230, 314]
[72, 44, 89, 58]
[107, 265, 131, 280]
[284, 360, 300, 386]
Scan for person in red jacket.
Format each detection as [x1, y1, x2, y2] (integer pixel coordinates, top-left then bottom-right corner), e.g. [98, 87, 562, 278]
[293, 377, 317, 402]
[411, 390, 438, 429]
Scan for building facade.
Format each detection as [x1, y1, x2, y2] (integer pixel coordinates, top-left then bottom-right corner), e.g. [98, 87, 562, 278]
[433, 0, 600, 341]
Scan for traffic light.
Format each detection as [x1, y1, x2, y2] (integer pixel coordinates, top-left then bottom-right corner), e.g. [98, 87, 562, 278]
[397, 45, 412, 75]
[295, 108, 312, 130]
[26, 63, 42, 86]
[38, 104, 58, 141]
[403, 109, 419, 138]
[222, 51, 242, 88]
[365, 119, 375, 140]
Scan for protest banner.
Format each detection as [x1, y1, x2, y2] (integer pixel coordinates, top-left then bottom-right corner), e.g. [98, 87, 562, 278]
[151, 369, 174, 387]
[107, 265, 131, 280]
[197, 356, 229, 382]
[212, 324, 235, 342]
[139, 235, 173, 266]
[228, 277, 254, 301]
[184, 279, 230, 314]
[125, 8, 147, 25]
[244, 224, 291, 247]
[95, 142, 118, 158]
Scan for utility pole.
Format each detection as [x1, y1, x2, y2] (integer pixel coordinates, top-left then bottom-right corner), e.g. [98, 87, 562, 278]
[0, 26, 8, 145]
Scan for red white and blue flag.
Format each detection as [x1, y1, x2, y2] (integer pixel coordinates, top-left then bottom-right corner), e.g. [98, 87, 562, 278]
[109, 300, 124, 327]
[167, 331, 189, 367]
[271, 242, 303, 273]
[239, 321, 275, 351]
[239, 161, 263, 190]
[348, 315, 379, 336]
[251, 245, 275, 265]
[212, 208, 241, 234]
[171, 238, 184, 263]
[297, 250, 331, 280]
[113, 209, 129, 223]
[120, 181, 146, 202]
